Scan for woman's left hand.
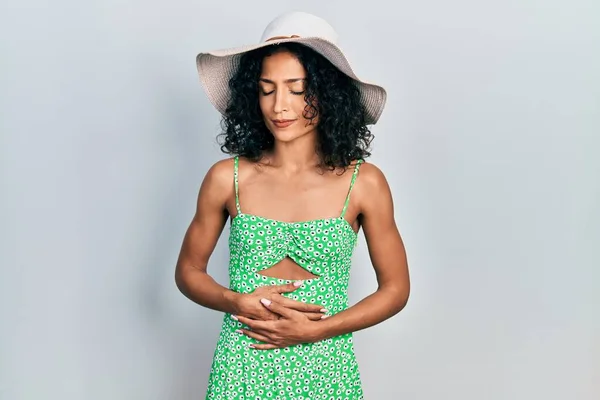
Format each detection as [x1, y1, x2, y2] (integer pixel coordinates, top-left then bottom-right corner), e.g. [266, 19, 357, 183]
[234, 297, 326, 350]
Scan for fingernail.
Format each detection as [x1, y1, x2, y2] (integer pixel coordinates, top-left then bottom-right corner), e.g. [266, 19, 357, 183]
[320, 308, 327, 312]
[260, 298, 271, 306]
[321, 315, 329, 319]
[231, 315, 238, 321]
[235, 329, 242, 334]
[293, 280, 304, 287]
[249, 344, 255, 348]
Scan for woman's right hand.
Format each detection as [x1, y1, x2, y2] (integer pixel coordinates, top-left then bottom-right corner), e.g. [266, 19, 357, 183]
[233, 281, 326, 321]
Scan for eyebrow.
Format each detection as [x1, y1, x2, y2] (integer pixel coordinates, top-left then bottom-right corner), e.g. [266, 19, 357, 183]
[258, 78, 306, 84]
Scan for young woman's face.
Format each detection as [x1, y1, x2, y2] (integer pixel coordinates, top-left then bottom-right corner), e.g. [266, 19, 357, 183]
[258, 50, 318, 142]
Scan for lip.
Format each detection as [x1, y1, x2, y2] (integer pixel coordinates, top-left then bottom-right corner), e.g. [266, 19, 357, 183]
[271, 119, 296, 128]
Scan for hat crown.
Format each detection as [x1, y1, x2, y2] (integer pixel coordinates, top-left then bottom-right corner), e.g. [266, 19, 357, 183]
[259, 11, 339, 44]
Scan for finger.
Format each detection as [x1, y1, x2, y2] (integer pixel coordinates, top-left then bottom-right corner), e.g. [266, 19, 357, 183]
[258, 312, 280, 321]
[236, 329, 272, 343]
[273, 281, 304, 294]
[260, 298, 296, 319]
[250, 343, 279, 350]
[274, 296, 327, 314]
[250, 309, 279, 321]
[234, 315, 271, 331]
[304, 312, 326, 321]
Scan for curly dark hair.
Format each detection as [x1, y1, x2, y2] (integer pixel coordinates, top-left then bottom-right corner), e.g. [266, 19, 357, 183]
[218, 42, 373, 170]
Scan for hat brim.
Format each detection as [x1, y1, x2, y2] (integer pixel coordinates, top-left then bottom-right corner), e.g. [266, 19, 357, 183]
[196, 37, 386, 125]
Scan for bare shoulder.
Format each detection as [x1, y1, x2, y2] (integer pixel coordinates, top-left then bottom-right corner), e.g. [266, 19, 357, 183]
[235, 155, 260, 175]
[198, 157, 236, 207]
[353, 160, 394, 216]
[205, 157, 235, 181]
[355, 161, 391, 194]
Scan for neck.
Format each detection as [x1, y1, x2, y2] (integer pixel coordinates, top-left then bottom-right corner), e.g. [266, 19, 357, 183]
[267, 132, 320, 172]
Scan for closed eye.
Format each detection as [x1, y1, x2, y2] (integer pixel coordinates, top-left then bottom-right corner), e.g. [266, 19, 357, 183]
[260, 90, 305, 96]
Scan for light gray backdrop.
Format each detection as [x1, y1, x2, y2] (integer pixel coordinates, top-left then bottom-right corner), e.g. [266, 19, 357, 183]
[1, 0, 598, 399]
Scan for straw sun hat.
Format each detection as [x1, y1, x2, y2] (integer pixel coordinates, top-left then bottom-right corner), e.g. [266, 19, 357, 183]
[195, 11, 387, 125]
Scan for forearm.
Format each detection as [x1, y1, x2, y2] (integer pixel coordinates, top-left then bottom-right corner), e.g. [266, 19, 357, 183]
[175, 267, 241, 314]
[315, 284, 409, 341]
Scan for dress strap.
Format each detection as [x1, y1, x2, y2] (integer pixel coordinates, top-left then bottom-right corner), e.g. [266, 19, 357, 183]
[233, 156, 241, 214]
[340, 159, 363, 218]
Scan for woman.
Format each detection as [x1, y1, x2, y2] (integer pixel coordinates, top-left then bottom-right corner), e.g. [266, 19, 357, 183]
[176, 11, 410, 399]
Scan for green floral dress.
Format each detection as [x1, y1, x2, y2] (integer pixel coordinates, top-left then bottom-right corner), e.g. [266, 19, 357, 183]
[205, 157, 365, 400]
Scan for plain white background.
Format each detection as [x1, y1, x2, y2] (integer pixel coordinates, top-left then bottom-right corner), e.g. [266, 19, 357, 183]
[1, 1, 599, 399]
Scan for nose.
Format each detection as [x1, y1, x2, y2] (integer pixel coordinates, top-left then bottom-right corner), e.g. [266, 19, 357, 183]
[272, 89, 290, 114]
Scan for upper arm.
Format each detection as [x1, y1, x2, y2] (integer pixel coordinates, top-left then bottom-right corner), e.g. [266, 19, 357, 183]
[355, 162, 410, 294]
[175, 158, 234, 279]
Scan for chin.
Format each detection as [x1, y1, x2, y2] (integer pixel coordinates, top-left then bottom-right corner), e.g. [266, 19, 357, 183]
[268, 125, 318, 143]
[271, 131, 304, 142]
